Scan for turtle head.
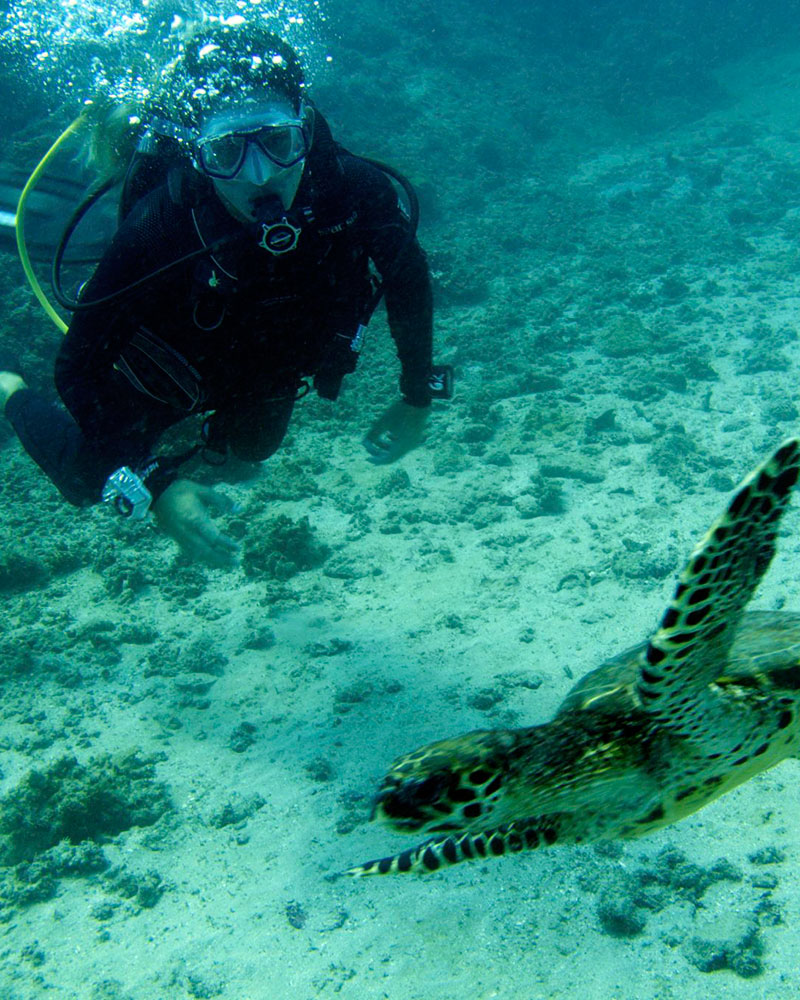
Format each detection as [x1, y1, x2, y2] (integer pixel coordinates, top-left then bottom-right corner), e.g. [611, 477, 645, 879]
[371, 729, 518, 834]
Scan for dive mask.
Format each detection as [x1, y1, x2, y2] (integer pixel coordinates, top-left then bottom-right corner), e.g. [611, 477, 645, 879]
[196, 102, 313, 219]
[196, 103, 314, 179]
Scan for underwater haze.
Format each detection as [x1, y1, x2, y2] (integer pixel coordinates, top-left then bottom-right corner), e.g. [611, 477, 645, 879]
[3, 0, 800, 997]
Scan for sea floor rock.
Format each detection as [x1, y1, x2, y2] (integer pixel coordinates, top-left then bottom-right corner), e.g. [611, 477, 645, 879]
[0, 751, 171, 865]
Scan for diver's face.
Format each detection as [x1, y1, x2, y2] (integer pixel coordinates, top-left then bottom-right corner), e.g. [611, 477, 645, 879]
[196, 98, 312, 220]
[212, 155, 306, 221]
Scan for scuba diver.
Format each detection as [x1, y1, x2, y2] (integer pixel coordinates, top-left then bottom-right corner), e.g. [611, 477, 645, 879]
[0, 23, 450, 567]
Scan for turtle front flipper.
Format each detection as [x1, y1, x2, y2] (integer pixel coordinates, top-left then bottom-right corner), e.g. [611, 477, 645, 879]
[637, 437, 800, 751]
[348, 818, 562, 876]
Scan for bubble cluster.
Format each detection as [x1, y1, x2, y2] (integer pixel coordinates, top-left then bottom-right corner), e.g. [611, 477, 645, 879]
[1, 0, 329, 112]
[152, 18, 312, 128]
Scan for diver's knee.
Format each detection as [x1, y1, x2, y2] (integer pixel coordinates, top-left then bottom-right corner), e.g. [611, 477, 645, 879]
[0, 372, 27, 415]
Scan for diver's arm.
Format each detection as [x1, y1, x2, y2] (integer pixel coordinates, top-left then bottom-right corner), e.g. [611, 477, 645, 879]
[354, 161, 434, 463]
[362, 237, 433, 463]
[351, 159, 434, 407]
[52, 186, 204, 503]
[382, 239, 434, 408]
[54, 186, 187, 442]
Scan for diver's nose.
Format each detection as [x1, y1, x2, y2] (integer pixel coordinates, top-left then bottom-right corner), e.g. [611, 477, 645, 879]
[240, 144, 278, 187]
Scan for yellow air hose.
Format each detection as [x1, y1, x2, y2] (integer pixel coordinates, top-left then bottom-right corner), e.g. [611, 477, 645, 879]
[15, 115, 86, 335]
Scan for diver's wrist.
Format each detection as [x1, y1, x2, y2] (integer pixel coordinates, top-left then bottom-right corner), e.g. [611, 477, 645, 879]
[102, 466, 153, 519]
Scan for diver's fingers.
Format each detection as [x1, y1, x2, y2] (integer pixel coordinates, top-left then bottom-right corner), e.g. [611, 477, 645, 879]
[363, 436, 395, 464]
[189, 519, 240, 567]
[364, 431, 395, 453]
[195, 484, 239, 515]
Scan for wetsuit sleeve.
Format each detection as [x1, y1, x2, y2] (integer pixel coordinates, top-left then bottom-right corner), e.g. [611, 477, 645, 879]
[53, 187, 193, 490]
[352, 161, 434, 407]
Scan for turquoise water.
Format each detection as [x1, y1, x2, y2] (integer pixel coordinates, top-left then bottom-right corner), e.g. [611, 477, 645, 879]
[2, 2, 800, 996]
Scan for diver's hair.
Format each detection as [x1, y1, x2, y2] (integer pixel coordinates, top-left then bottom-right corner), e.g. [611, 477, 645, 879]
[150, 21, 307, 130]
[80, 98, 145, 186]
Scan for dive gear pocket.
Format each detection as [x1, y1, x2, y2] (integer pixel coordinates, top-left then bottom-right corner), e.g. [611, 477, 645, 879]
[115, 328, 205, 412]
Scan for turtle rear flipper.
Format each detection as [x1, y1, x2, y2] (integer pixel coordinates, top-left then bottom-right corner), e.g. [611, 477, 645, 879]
[637, 437, 800, 751]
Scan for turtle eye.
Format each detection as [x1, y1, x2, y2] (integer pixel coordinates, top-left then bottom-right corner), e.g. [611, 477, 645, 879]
[378, 771, 450, 822]
[403, 772, 450, 807]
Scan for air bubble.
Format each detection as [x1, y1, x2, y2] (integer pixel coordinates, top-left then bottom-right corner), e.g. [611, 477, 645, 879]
[2, 0, 330, 110]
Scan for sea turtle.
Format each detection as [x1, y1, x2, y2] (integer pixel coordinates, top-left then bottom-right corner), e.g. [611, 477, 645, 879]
[349, 438, 800, 875]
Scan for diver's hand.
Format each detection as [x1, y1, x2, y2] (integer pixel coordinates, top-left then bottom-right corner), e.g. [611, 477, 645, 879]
[152, 479, 240, 568]
[363, 400, 429, 465]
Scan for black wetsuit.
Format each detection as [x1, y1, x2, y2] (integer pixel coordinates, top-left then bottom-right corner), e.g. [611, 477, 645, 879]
[7, 117, 433, 507]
